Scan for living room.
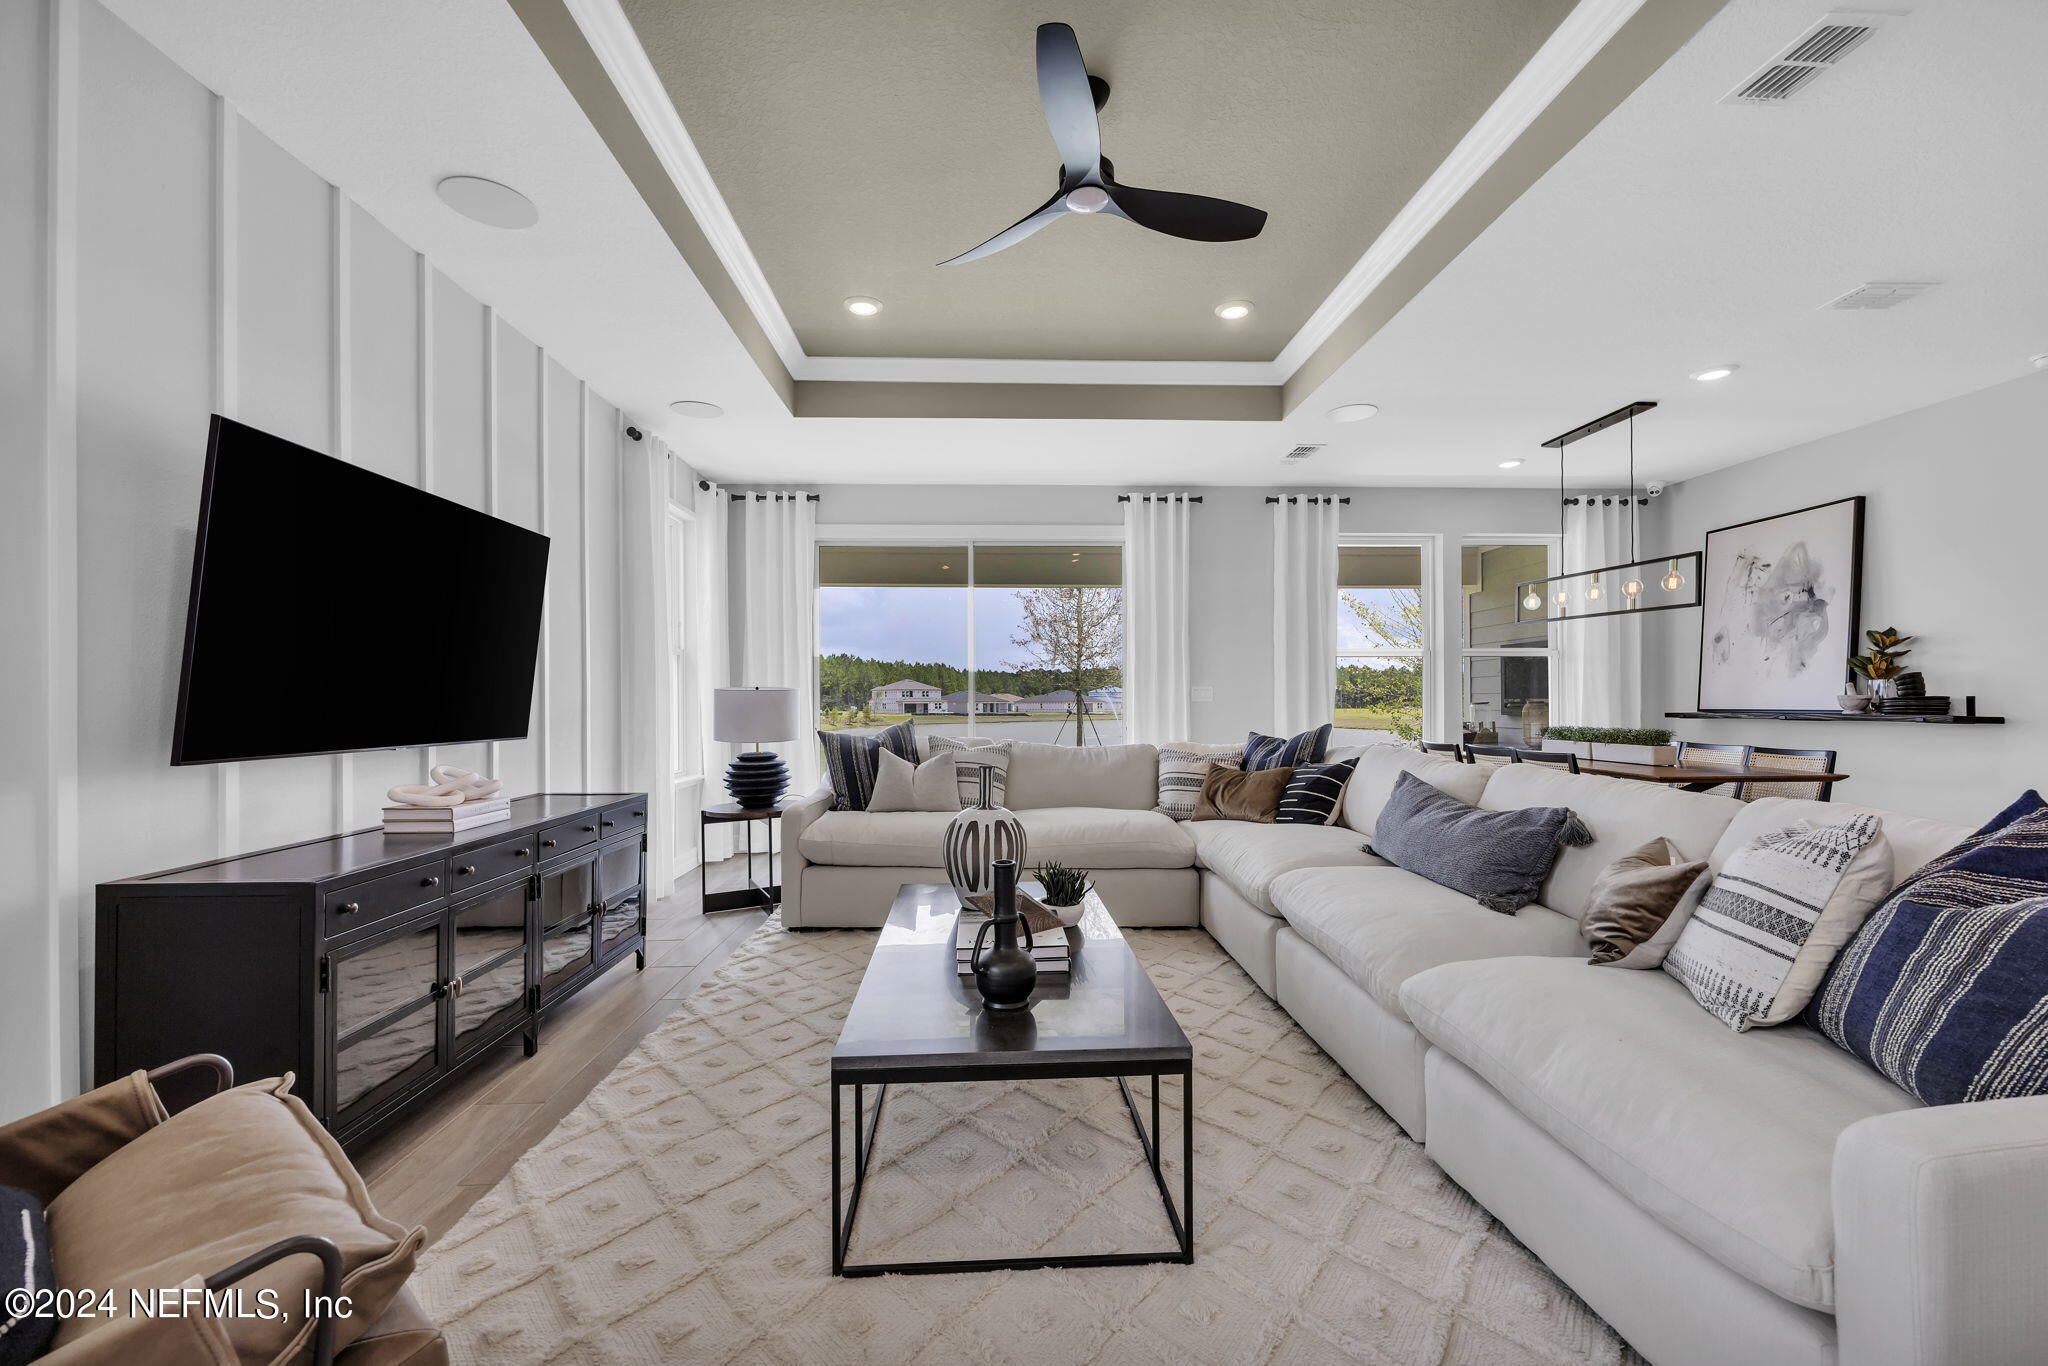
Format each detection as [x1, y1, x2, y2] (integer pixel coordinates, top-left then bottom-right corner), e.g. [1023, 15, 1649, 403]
[4, 0, 2045, 1363]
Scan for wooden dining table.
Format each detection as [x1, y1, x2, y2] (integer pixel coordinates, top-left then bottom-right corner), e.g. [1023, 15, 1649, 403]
[1575, 758, 1850, 792]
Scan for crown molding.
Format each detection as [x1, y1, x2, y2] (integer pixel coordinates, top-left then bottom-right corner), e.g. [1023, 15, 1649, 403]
[793, 355, 1281, 385]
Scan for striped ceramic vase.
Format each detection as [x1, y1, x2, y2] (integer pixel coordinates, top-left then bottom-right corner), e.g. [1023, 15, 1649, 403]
[943, 764, 1027, 903]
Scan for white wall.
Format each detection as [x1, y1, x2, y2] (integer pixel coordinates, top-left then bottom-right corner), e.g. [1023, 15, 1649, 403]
[1643, 372, 2047, 825]
[1, 0, 637, 1122]
[805, 483, 1562, 743]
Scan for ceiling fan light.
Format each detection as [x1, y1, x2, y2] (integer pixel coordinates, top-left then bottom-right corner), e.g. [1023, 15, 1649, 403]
[1065, 186, 1111, 213]
[1214, 300, 1253, 321]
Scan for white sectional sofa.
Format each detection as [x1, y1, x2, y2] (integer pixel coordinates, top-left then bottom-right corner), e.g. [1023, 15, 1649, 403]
[779, 739, 2048, 1366]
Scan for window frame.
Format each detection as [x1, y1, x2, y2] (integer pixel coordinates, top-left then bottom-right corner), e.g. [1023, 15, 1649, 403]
[1335, 532, 1438, 743]
[1458, 534, 1560, 746]
[816, 525, 1125, 741]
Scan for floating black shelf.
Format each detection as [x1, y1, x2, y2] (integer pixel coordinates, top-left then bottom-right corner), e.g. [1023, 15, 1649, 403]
[1666, 710, 2005, 725]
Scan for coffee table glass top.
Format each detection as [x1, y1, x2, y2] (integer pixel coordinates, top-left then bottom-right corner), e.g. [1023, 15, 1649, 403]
[831, 883, 1191, 1079]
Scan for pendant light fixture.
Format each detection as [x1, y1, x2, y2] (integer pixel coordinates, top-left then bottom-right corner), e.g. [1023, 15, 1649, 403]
[1514, 401, 1702, 624]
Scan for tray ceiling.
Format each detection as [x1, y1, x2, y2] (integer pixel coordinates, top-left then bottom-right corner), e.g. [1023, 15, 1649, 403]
[617, 0, 1576, 364]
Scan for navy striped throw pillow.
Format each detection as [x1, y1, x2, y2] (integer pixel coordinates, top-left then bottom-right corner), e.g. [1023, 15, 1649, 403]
[1276, 758, 1357, 825]
[1244, 725, 1331, 771]
[818, 720, 920, 811]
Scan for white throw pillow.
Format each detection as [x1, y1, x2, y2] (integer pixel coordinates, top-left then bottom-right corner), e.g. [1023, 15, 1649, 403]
[865, 750, 962, 813]
[1155, 742, 1245, 821]
[927, 736, 1012, 807]
[1663, 812, 1892, 1030]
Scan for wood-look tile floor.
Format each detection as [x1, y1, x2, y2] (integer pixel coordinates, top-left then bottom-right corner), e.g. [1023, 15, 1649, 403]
[356, 854, 775, 1244]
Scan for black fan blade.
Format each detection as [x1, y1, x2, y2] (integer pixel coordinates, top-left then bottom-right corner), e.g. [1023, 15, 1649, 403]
[938, 191, 1069, 266]
[1035, 23, 1100, 182]
[1104, 184, 1267, 242]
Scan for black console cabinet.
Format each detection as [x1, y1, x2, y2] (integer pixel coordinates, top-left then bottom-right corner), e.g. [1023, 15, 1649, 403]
[96, 792, 648, 1150]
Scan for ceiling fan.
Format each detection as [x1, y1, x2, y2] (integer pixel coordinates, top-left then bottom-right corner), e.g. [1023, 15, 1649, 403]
[938, 22, 1269, 266]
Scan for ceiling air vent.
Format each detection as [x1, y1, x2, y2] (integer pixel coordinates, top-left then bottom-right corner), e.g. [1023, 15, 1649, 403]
[1282, 444, 1325, 461]
[1823, 280, 1939, 310]
[1721, 11, 1894, 106]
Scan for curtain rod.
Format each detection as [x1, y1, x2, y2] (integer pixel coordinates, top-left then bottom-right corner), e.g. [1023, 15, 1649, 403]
[695, 480, 820, 502]
[1116, 494, 1202, 503]
[1561, 495, 1652, 506]
[1265, 495, 1350, 505]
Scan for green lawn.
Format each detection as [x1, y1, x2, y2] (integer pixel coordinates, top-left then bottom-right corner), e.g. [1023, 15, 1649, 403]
[817, 711, 1121, 733]
[1333, 708, 1411, 732]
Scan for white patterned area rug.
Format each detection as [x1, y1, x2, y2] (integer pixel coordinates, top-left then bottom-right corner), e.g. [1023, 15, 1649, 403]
[418, 918, 1641, 1365]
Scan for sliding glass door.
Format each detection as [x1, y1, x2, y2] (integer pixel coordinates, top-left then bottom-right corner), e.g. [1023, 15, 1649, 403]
[817, 542, 1123, 747]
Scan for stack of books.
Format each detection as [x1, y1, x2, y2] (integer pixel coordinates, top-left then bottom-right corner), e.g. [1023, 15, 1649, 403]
[954, 910, 1070, 979]
[383, 798, 512, 835]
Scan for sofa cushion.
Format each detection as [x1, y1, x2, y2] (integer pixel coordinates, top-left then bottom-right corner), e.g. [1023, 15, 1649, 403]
[1271, 865, 1582, 1017]
[818, 720, 919, 811]
[926, 736, 1013, 807]
[1579, 838, 1709, 965]
[1341, 745, 1490, 838]
[1155, 741, 1245, 820]
[1480, 764, 1743, 918]
[865, 749, 961, 813]
[1002, 742, 1159, 811]
[1276, 757, 1357, 826]
[1243, 725, 1331, 771]
[1187, 821, 1386, 914]
[1191, 764, 1291, 823]
[1368, 771, 1589, 913]
[1402, 956, 1921, 1310]
[799, 807, 1195, 869]
[1, 1185, 56, 1365]
[1711, 797, 1976, 889]
[45, 1076, 424, 1364]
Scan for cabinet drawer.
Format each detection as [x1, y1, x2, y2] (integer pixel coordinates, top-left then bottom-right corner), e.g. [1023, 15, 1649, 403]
[537, 816, 602, 860]
[325, 862, 447, 937]
[449, 832, 537, 890]
[598, 800, 647, 839]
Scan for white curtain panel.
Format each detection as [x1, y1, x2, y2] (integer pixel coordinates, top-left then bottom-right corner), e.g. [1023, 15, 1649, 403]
[1554, 494, 1644, 728]
[1121, 494, 1193, 744]
[1271, 495, 1340, 736]
[621, 437, 678, 895]
[695, 478, 736, 863]
[738, 491, 820, 798]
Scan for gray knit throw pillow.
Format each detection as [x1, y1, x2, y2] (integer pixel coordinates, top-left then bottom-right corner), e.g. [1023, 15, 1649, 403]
[1365, 770, 1592, 913]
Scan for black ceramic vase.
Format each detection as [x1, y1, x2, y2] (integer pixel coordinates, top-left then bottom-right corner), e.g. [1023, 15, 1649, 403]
[970, 859, 1038, 1012]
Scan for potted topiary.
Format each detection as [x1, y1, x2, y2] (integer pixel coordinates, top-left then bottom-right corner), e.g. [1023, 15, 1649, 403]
[1542, 725, 1677, 766]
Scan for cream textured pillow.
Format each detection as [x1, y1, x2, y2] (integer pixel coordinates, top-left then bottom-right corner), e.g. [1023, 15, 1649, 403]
[1664, 813, 1892, 1030]
[865, 749, 962, 813]
[1155, 742, 1245, 820]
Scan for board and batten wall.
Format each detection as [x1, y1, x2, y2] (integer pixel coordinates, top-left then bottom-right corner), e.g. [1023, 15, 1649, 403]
[1, 0, 634, 1122]
[1643, 371, 2046, 826]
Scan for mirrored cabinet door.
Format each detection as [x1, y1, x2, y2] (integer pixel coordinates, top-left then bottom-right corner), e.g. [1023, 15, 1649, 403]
[331, 916, 443, 1125]
[539, 855, 597, 999]
[450, 881, 530, 1056]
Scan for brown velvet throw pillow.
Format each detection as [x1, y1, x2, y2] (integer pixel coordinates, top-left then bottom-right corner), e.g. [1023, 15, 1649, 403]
[1581, 837, 1710, 965]
[1192, 764, 1293, 822]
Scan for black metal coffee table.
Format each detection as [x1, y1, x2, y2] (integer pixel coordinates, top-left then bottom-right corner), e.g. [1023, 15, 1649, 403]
[829, 883, 1194, 1277]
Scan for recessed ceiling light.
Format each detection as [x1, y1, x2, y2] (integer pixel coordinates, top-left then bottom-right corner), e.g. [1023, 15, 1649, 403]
[669, 400, 723, 418]
[435, 175, 538, 229]
[1691, 364, 1739, 382]
[2031, 353, 2048, 371]
[1498, 458, 1525, 469]
[1327, 403, 1379, 423]
[844, 296, 882, 316]
[1214, 300, 1254, 321]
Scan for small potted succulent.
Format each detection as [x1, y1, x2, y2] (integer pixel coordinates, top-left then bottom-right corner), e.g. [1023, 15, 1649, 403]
[1031, 860, 1095, 928]
[1542, 725, 1678, 766]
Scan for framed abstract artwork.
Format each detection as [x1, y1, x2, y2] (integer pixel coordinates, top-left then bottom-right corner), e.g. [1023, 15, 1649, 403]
[1697, 496, 1864, 712]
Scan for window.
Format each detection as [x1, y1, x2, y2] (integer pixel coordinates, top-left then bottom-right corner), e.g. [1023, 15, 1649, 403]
[1334, 541, 1427, 746]
[1461, 541, 1554, 747]
[818, 541, 1123, 746]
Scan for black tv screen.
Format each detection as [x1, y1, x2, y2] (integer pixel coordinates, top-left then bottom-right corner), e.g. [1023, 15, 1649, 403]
[172, 416, 551, 765]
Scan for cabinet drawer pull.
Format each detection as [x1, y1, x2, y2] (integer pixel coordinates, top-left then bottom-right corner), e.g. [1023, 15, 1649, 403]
[631, 810, 645, 818]
[542, 839, 558, 848]
[339, 902, 361, 916]
[601, 820, 615, 828]
[581, 825, 597, 833]
[421, 876, 440, 888]
[458, 865, 477, 877]
[514, 847, 531, 857]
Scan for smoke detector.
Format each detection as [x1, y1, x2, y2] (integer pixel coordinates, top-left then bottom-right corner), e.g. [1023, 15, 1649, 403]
[1282, 444, 1325, 462]
[1823, 280, 1939, 310]
[1721, 12, 1897, 106]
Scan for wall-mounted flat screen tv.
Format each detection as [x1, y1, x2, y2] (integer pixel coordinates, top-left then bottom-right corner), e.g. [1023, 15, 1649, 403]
[171, 416, 551, 765]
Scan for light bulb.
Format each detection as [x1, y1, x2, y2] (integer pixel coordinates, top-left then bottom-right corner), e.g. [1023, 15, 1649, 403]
[1623, 577, 1644, 598]
[1661, 558, 1685, 592]
[1553, 587, 1569, 607]
[1066, 186, 1111, 214]
[1586, 574, 1603, 602]
[1522, 589, 1543, 612]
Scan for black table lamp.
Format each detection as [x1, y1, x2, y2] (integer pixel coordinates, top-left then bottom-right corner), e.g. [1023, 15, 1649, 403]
[714, 686, 798, 809]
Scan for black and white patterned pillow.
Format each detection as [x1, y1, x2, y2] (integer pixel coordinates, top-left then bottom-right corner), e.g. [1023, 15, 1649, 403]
[1244, 724, 1331, 771]
[0, 1186, 55, 1366]
[818, 720, 919, 811]
[1276, 758, 1357, 826]
[928, 736, 1014, 807]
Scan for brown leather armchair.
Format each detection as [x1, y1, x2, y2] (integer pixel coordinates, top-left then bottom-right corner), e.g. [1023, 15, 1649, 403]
[0, 1056, 445, 1366]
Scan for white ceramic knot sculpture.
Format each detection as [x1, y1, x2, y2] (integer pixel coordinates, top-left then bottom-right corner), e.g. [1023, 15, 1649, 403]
[386, 766, 504, 809]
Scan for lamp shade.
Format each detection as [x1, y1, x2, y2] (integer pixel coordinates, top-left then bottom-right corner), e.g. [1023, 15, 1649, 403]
[713, 687, 798, 743]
